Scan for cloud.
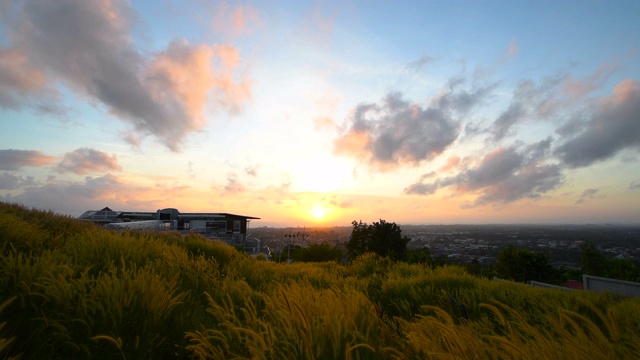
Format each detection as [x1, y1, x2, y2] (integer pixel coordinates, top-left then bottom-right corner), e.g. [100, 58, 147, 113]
[244, 165, 258, 177]
[490, 64, 618, 142]
[405, 138, 563, 206]
[432, 82, 495, 115]
[581, 188, 599, 198]
[506, 37, 519, 58]
[56, 148, 122, 175]
[496, 36, 519, 66]
[334, 80, 496, 171]
[404, 182, 439, 196]
[630, 180, 640, 190]
[489, 77, 563, 140]
[224, 174, 245, 194]
[0, 149, 55, 170]
[120, 132, 143, 149]
[555, 79, 640, 168]
[313, 117, 338, 131]
[0, 173, 38, 190]
[0, 48, 61, 112]
[143, 39, 251, 143]
[334, 91, 465, 170]
[211, 3, 260, 38]
[0, 174, 162, 215]
[1, 0, 250, 151]
[491, 101, 526, 141]
[406, 52, 436, 73]
[575, 188, 604, 205]
[439, 156, 461, 172]
[329, 198, 354, 209]
[298, 2, 340, 47]
[563, 63, 616, 100]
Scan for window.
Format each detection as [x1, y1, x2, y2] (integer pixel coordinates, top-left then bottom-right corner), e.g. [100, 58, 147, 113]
[233, 220, 240, 233]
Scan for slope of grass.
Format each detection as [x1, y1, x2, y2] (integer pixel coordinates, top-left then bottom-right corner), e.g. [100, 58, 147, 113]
[1, 202, 639, 359]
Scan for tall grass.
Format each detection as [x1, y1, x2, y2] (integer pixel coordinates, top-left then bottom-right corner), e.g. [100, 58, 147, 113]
[1, 202, 640, 359]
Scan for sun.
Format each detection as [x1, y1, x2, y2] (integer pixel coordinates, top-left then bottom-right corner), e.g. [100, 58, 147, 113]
[310, 204, 326, 220]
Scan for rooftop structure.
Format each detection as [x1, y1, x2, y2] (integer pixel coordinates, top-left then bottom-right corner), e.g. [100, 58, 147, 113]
[79, 207, 261, 253]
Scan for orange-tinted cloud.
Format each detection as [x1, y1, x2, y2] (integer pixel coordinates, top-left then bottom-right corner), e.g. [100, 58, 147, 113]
[506, 36, 519, 58]
[313, 117, 338, 131]
[0, 48, 48, 91]
[2, 174, 169, 215]
[0, 48, 60, 111]
[333, 131, 370, 161]
[1, 0, 251, 151]
[334, 92, 463, 171]
[143, 40, 218, 139]
[563, 63, 616, 100]
[56, 148, 122, 175]
[0, 149, 55, 170]
[439, 156, 461, 172]
[211, 2, 260, 38]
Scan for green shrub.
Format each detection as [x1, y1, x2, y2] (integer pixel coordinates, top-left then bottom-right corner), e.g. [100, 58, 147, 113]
[2, 202, 640, 359]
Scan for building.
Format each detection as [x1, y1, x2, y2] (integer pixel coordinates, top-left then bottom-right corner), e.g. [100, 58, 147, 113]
[79, 207, 261, 253]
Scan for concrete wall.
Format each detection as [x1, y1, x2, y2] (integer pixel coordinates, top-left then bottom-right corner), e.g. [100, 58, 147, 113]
[529, 281, 573, 291]
[583, 275, 640, 297]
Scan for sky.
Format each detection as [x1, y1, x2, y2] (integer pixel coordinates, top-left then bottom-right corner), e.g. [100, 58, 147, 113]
[1, 0, 639, 227]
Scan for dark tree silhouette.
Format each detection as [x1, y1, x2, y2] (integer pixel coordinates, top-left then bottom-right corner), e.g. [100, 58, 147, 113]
[292, 243, 344, 262]
[494, 246, 555, 283]
[405, 247, 434, 267]
[346, 220, 410, 261]
[580, 240, 607, 276]
[581, 240, 639, 281]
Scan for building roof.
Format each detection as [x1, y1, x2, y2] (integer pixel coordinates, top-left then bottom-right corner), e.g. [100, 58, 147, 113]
[189, 212, 261, 220]
[79, 207, 260, 221]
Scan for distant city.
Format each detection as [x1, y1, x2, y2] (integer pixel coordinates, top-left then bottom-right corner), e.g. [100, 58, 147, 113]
[251, 224, 640, 268]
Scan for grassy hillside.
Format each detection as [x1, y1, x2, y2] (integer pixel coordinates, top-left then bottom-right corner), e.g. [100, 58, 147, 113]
[1, 202, 639, 359]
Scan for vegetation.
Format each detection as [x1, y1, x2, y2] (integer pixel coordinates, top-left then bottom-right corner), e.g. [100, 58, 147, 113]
[494, 246, 557, 283]
[347, 220, 410, 261]
[581, 240, 640, 282]
[1, 202, 640, 359]
[405, 247, 434, 267]
[289, 243, 344, 263]
[484, 241, 640, 285]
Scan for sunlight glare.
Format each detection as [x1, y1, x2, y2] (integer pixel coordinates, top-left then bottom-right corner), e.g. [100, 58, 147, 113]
[311, 204, 326, 220]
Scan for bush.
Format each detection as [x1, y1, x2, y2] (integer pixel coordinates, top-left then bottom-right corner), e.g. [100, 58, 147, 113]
[1, 202, 640, 359]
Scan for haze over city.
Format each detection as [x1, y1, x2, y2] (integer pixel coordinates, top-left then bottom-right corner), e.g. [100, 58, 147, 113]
[1, 0, 639, 227]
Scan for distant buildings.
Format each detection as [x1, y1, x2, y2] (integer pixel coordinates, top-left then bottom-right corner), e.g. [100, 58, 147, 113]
[79, 207, 262, 253]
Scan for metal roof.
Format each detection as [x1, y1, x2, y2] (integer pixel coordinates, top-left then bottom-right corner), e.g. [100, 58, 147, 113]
[80, 208, 260, 220]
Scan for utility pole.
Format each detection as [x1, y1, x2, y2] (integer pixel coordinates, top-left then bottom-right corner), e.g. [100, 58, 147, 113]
[282, 227, 309, 263]
[284, 229, 295, 263]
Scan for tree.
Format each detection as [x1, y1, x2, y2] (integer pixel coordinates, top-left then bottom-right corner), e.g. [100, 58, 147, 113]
[405, 247, 434, 267]
[494, 246, 556, 283]
[466, 257, 482, 276]
[291, 243, 344, 262]
[581, 240, 606, 276]
[581, 240, 640, 281]
[346, 220, 410, 261]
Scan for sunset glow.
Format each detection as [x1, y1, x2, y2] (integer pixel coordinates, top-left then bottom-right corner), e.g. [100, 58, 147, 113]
[310, 204, 327, 221]
[1, 1, 639, 227]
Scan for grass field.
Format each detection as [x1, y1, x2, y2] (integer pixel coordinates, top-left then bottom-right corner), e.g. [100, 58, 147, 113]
[1, 202, 639, 359]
